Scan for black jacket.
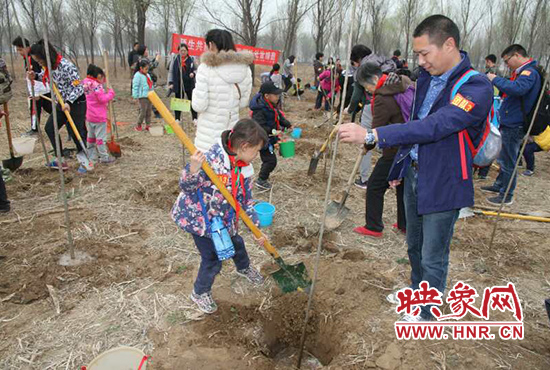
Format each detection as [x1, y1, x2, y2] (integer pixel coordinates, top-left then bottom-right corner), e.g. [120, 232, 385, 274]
[249, 93, 291, 144]
[169, 55, 196, 94]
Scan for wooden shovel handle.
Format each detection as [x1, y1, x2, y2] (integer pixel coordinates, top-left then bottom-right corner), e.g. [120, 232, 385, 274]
[318, 126, 339, 154]
[147, 91, 281, 259]
[102, 50, 116, 141]
[51, 84, 85, 144]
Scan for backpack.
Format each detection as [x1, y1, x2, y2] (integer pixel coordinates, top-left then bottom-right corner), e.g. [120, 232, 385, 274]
[0, 58, 13, 104]
[453, 70, 501, 168]
[520, 66, 549, 136]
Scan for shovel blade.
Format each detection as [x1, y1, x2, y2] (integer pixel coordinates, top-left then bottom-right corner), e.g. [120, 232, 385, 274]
[107, 141, 122, 158]
[324, 201, 350, 230]
[2, 156, 23, 172]
[271, 261, 311, 293]
[308, 152, 321, 176]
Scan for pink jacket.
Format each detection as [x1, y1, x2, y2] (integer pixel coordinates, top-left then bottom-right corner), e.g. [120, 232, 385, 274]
[319, 69, 340, 98]
[82, 77, 115, 123]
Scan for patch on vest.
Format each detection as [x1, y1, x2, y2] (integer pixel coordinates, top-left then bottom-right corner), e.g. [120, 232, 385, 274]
[520, 70, 531, 76]
[451, 93, 475, 112]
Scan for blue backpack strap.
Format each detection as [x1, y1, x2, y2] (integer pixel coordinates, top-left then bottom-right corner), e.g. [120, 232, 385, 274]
[196, 189, 212, 233]
[450, 70, 480, 100]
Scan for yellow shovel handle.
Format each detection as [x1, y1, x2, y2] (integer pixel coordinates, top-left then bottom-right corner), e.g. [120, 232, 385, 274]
[51, 84, 85, 144]
[478, 210, 550, 223]
[147, 91, 281, 259]
[318, 126, 339, 154]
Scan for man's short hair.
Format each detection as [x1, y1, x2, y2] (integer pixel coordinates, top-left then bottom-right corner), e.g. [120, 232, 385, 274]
[485, 54, 497, 64]
[133, 42, 139, 47]
[413, 15, 460, 48]
[501, 44, 528, 58]
[12, 36, 31, 48]
[315, 52, 324, 60]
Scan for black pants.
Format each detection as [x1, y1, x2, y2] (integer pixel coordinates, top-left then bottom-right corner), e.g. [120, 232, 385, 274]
[315, 90, 324, 109]
[259, 145, 277, 181]
[283, 76, 292, 92]
[174, 88, 198, 120]
[0, 171, 8, 209]
[29, 93, 53, 130]
[366, 155, 406, 232]
[45, 98, 87, 154]
[192, 233, 250, 294]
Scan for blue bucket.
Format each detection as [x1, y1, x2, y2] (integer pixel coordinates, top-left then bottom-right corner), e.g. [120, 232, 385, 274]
[254, 202, 276, 228]
[291, 127, 302, 139]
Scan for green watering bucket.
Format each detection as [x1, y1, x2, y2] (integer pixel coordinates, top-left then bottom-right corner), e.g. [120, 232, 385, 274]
[279, 140, 295, 158]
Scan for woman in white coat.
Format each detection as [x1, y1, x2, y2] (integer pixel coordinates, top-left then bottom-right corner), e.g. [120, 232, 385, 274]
[192, 29, 253, 152]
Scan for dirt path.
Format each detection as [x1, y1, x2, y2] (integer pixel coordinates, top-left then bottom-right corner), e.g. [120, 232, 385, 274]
[1, 68, 549, 369]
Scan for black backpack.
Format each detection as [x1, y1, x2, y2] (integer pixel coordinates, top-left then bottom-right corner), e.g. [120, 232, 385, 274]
[521, 65, 549, 136]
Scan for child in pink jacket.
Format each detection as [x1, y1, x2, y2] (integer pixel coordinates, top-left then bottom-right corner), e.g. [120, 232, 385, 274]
[319, 66, 341, 111]
[82, 64, 116, 164]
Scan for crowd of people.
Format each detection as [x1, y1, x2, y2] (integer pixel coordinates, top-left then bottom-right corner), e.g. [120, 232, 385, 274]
[0, 17, 547, 321]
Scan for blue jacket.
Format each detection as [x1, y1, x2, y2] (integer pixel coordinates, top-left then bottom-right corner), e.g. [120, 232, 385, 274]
[376, 52, 493, 215]
[132, 72, 154, 99]
[249, 93, 291, 144]
[492, 60, 541, 128]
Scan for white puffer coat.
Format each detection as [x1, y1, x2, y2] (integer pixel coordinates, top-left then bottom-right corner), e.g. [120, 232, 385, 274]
[192, 50, 253, 152]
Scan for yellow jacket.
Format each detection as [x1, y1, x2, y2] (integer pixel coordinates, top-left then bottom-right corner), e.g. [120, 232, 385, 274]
[534, 125, 550, 151]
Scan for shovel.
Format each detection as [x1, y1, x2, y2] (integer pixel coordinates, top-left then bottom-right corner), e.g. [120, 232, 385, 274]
[324, 150, 363, 230]
[308, 125, 338, 176]
[51, 84, 94, 171]
[147, 91, 311, 294]
[103, 50, 121, 157]
[2, 103, 23, 172]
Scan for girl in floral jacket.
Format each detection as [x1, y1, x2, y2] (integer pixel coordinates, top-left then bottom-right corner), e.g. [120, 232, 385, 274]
[172, 119, 268, 313]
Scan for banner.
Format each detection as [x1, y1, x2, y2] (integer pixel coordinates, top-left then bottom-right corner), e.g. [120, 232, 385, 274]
[171, 33, 280, 66]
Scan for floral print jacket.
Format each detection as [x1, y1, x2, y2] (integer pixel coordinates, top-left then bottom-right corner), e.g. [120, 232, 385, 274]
[171, 138, 259, 237]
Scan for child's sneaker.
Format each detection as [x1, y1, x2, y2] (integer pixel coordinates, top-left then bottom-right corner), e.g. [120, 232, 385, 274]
[256, 178, 272, 190]
[47, 160, 69, 171]
[77, 165, 87, 174]
[145, 125, 151, 131]
[190, 290, 218, 314]
[236, 266, 265, 286]
[99, 156, 116, 164]
[134, 125, 143, 132]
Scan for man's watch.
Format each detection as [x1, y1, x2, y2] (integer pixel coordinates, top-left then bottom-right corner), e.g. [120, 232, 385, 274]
[365, 128, 376, 145]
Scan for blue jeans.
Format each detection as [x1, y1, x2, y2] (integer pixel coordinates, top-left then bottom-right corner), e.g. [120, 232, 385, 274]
[192, 233, 250, 294]
[493, 126, 524, 197]
[404, 166, 459, 319]
[522, 141, 542, 171]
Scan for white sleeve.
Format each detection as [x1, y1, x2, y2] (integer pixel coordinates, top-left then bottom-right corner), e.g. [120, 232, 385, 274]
[239, 67, 253, 108]
[192, 64, 209, 113]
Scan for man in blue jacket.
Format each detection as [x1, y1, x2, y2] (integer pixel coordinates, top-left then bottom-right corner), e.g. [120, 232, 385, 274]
[482, 44, 541, 205]
[338, 15, 493, 321]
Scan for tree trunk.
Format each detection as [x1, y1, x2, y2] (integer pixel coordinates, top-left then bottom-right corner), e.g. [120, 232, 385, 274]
[135, 0, 148, 45]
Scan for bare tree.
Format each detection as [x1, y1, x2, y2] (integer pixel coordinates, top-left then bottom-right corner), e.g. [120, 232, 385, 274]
[16, 0, 40, 39]
[458, 0, 484, 50]
[366, 0, 387, 53]
[281, 0, 312, 57]
[500, 0, 529, 45]
[311, 0, 338, 53]
[526, 0, 546, 53]
[399, 0, 421, 63]
[174, 0, 195, 34]
[154, 0, 172, 66]
[134, 0, 151, 45]
[484, 0, 496, 55]
[203, 0, 267, 47]
[353, 0, 368, 45]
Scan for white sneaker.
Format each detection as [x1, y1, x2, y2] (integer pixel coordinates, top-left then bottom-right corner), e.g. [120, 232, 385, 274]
[386, 288, 407, 305]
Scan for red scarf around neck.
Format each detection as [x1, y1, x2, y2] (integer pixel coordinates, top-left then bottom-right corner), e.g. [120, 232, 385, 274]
[502, 58, 533, 99]
[265, 98, 281, 131]
[42, 54, 63, 85]
[141, 71, 153, 88]
[370, 73, 388, 114]
[227, 134, 248, 229]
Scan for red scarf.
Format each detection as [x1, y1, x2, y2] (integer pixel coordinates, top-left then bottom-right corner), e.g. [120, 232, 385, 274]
[227, 136, 248, 229]
[42, 54, 63, 85]
[265, 98, 280, 131]
[141, 71, 153, 88]
[86, 76, 102, 84]
[502, 58, 533, 99]
[370, 74, 388, 114]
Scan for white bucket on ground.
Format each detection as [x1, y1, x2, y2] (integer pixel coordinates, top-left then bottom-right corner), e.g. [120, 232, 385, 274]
[86, 346, 148, 370]
[12, 137, 36, 155]
[149, 126, 164, 136]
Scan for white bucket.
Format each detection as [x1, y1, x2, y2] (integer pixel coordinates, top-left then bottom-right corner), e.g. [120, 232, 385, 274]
[86, 346, 148, 370]
[149, 126, 164, 137]
[12, 137, 37, 156]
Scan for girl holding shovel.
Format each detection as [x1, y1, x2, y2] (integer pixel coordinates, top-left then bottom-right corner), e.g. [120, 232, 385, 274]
[172, 119, 268, 313]
[28, 40, 89, 172]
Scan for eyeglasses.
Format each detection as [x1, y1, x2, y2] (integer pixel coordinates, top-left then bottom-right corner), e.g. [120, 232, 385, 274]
[503, 55, 514, 64]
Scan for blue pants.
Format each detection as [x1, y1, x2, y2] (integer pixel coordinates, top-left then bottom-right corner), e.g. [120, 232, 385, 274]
[192, 233, 250, 294]
[404, 166, 459, 319]
[493, 126, 524, 197]
[522, 141, 542, 171]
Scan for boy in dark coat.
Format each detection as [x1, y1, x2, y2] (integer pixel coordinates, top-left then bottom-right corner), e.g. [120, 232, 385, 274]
[249, 81, 292, 189]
